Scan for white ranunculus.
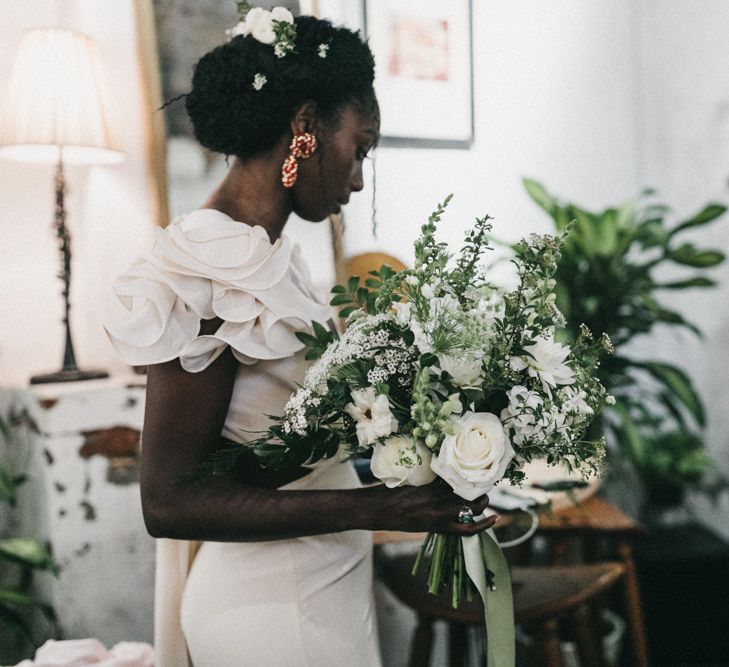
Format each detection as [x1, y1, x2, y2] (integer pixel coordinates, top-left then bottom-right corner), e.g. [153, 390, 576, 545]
[439, 353, 483, 388]
[371, 436, 436, 488]
[345, 387, 398, 446]
[410, 319, 433, 353]
[392, 301, 412, 327]
[431, 412, 515, 500]
[510, 333, 575, 392]
[243, 7, 276, 44]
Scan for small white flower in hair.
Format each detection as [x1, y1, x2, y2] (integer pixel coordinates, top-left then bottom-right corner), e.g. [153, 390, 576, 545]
[274, 42, 287, 58]
[318, 43, 329, 58]
[252, 73, 267, 90]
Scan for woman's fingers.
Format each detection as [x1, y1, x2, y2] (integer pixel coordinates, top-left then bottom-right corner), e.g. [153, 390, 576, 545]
[470, 493, 490, 516]
[457, 513, 499, 535]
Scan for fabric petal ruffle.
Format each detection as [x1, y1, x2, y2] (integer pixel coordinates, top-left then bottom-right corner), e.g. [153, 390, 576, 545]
[105, 209, 330, 372]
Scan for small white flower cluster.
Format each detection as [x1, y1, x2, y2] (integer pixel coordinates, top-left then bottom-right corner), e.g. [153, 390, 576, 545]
[367, 346, 413, 385]
[500, 383, 595, 449]
[282, 387, 312, 435]
[282, 315, 398, 434]
[318, 43, 329, 58]
[252, 73, 267, 90]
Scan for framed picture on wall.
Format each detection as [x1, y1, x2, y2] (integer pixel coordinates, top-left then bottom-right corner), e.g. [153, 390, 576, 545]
[363, 0, 473, 147]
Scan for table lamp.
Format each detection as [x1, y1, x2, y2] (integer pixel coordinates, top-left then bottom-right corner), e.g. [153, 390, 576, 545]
[0, 28, 124, 384]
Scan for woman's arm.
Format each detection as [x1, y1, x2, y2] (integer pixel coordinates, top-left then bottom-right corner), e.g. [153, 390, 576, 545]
[140, 348, 495, 542]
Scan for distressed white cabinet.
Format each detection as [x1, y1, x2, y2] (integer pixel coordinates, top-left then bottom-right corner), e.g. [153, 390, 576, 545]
[0, 377, 155, 647]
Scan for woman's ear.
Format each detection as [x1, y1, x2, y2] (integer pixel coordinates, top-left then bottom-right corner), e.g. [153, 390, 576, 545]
[290, 100, 318, 135]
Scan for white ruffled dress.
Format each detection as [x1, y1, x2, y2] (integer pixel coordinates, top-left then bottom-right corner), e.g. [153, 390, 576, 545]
[106, 210, 381, 667]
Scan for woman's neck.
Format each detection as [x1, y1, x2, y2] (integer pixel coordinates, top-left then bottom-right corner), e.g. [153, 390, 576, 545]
[203, 151, 291, 242]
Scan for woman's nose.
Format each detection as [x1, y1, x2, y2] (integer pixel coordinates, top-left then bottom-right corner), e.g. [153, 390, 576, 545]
[350, 162, 364, 192]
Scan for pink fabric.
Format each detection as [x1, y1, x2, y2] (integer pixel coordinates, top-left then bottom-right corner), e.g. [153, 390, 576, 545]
[15, 639, 154, 667]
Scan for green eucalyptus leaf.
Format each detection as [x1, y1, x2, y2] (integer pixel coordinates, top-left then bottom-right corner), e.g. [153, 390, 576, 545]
[329, 294, 353, 307]
[338, 305, 359, 319]
[670, 203, 727, 237]
[330, 284, 347, 294]
[420, 353, 438, 368]
[311, 321, 330, 341]
[294, 332, 318, 346]
[347, 276, 360, 293]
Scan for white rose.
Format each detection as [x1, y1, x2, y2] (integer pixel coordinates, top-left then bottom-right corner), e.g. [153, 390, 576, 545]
[244, 8, 276, 44]
[345, 387, 398, 447]
[270, 7, 294, 24]
[431, 412, 515, 500]
[439, 353, 483, 388]
[371, 436, 436, 488]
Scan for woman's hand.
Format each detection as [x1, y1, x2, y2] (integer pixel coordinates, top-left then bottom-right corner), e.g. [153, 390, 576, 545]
[363, 480, 498, 536]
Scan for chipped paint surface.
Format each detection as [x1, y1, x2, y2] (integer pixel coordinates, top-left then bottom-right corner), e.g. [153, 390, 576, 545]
[78, 426, 141, 487]
[1, 380, 155, 646]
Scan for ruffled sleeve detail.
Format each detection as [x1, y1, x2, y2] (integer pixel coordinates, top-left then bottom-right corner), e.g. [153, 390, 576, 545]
[105, 209, 331, 372]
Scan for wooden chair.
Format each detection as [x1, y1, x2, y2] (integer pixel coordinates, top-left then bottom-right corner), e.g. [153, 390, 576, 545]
[530, 496, 649, 667]
[379, 554, 625, 667]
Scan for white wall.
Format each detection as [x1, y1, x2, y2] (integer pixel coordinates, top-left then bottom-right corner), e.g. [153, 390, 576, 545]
[635, 0, 729, 536]
[0, 0, 156, 386]
[337, 1, 641, 261]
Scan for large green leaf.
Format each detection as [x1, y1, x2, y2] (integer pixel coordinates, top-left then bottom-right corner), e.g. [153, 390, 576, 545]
[569, 206, 600, 256]
[523, 179, 558, 220]
[669, 203, 727, 238]
[610, 400, 647, 465]
[0, 602, 35, 649]
[0, 468, 17, 505]
[655, 309, 702, 337]
[0, 538, 56, 571]
[591, 208, 619, 255]
[0, 589, 55, 619]
[668, 244, 725, 268]
[654, 277, 716, 289]
[634, 361, 705, 427]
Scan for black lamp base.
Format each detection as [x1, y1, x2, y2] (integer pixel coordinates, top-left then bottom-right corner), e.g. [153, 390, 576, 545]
[30, 368, 109, 385]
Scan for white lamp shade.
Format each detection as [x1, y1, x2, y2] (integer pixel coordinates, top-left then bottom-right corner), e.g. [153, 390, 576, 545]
[0, 28, 123, 166]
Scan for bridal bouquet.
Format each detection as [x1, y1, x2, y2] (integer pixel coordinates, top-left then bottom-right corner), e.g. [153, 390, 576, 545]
[212, 196, 610, 663]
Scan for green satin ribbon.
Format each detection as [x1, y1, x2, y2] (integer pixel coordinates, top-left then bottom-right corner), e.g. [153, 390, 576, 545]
[462, 527, 515, 667]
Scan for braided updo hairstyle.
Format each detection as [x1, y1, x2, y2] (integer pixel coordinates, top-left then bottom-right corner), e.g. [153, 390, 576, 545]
[185, 16, 378, 159]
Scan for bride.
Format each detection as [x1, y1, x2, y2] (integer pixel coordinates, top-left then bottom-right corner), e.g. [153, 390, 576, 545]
[106, 8, 496, 666]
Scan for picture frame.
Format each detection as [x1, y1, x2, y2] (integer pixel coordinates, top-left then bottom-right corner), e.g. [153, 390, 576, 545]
[363, 0, 473, 147]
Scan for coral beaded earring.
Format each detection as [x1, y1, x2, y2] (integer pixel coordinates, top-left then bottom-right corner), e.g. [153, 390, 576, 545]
[281, 132, 317, 188]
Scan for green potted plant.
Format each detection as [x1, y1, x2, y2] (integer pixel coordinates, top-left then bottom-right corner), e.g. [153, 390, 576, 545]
[0, 409, 59, 665]
[520, 179, 726, 517]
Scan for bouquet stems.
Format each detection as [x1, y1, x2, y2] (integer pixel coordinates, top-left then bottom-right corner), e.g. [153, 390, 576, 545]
[413, 532, 476, 609]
